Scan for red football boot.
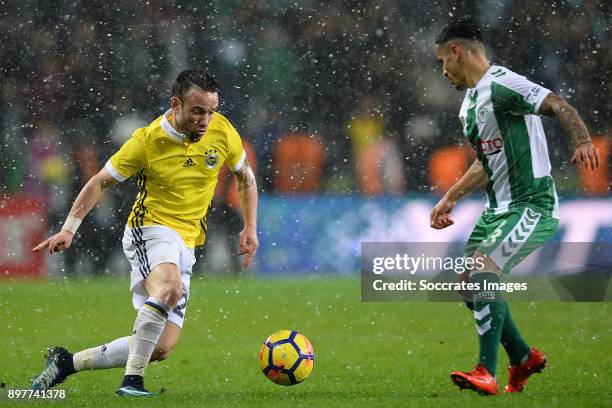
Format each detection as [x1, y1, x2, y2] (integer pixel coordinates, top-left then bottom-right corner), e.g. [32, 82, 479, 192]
[504, 348, 547, 393]
[451, 364, 499, 395]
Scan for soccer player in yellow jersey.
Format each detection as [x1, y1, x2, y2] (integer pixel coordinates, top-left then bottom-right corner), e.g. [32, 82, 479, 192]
[30, 69, 259, 396]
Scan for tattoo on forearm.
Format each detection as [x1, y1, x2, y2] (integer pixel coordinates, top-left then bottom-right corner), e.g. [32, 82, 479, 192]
[540, 93, 591, 146]
[236, 164, 255, 192]
[558, 105, 591, 146]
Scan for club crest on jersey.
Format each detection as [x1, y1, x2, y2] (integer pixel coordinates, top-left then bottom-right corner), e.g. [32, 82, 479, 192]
[204, 149, 219, 169]
[477, 107, 489, 123]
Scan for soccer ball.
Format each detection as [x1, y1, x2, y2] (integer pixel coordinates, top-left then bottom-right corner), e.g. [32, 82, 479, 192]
[259, 329, 315, 386]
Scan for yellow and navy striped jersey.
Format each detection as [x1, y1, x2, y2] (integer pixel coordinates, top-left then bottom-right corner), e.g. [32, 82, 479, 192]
[105, 109, 246, 248]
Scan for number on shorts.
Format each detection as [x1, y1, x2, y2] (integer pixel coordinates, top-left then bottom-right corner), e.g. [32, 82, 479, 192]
[481, 220, 507, 248]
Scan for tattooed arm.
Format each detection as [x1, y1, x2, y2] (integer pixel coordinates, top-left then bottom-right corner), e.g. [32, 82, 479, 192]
[539, 93, 600, 171]
[234, 158, 259, 269]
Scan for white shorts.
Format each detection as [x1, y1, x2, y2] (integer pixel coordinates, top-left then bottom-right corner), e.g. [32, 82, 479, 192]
[122, 225, 196, 328]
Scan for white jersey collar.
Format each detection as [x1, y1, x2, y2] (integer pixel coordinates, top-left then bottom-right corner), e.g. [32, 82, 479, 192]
[160, 109, 187, 142]
[468, 65, 497, 98]
[474, 65, 498, 89]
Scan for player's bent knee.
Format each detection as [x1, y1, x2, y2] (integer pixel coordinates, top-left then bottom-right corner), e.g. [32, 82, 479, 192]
[155, 278, 183, 308]
[147, 263, 183, 307]
[470, 251, 501, 275]
[161, 284, 183, 308]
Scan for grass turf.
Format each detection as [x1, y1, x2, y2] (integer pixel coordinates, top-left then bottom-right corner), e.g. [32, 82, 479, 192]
[0, 276, 610, 407]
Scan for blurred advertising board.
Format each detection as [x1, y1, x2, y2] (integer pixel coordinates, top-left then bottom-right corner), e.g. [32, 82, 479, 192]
[257, 196, 612, 274]
[0, 196, 47, 278]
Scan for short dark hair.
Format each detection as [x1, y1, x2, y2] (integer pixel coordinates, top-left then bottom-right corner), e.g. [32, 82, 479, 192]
[172, 69, 219, 99]
[435, 19, 484, 45]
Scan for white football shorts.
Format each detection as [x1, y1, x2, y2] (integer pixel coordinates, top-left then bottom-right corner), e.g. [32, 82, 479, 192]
[122, 225, 196, 328]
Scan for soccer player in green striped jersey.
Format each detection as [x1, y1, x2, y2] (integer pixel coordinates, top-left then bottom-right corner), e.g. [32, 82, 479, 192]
[430, 19, 600, 395]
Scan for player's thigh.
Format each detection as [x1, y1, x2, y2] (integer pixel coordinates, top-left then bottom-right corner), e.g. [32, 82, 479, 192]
[499, 212, 558, 272]
[466, 209, 528, 273]
[465, 212, 510, 272]
[477, 207, 558, 273]
[464, 214, 501, 258]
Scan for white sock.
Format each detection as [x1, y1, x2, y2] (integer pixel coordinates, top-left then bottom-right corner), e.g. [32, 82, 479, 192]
[125, 297, 170, 377]
[73, 336, 131, 371]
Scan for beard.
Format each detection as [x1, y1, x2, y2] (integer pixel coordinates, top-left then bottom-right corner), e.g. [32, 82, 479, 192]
[187, 132, 202, 142]
[175, 117, 204, 142]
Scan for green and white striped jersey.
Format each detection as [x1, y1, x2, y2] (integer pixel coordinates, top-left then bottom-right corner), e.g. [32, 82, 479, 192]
[458, 65, 559, 219]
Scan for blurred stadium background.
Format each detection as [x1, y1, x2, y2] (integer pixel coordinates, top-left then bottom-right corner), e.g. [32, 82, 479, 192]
[0, 0, 610, 278]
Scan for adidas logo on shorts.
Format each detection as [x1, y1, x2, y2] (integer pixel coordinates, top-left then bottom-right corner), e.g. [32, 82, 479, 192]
[183, 157, 195, 167]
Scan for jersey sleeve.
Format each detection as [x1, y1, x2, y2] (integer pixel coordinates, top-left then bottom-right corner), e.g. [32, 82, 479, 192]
[225, 120, 246, 172]
[490, 72, 551, 115]
[104, 128, 147, 182]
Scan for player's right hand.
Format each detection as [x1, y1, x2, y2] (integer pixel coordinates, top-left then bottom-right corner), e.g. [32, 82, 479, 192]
[32, 230, 75, 254]
[571, 142, 600, 171]
[430, 196, 456, 229]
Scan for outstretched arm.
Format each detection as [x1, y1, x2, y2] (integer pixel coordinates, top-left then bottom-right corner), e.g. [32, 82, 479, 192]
[539, 93, 600, 171]
[234, 159, 259, 269]
[33, 168, 118, 253]
[430, 159, 488, 229]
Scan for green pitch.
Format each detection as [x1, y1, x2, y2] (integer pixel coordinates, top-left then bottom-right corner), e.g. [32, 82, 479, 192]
[1, 277, 610, 407]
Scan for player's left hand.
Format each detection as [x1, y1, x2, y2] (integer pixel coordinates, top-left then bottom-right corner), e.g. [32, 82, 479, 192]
[430, 196, 456, 229]
[238, 227, 259, 270]
[571, 142, 600, 171]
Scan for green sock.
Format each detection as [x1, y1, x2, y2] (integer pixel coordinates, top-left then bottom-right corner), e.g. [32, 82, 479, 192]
[501, 307, 530, 365]
[466, 295, 530, 365]
[469, 272, 506, 377]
